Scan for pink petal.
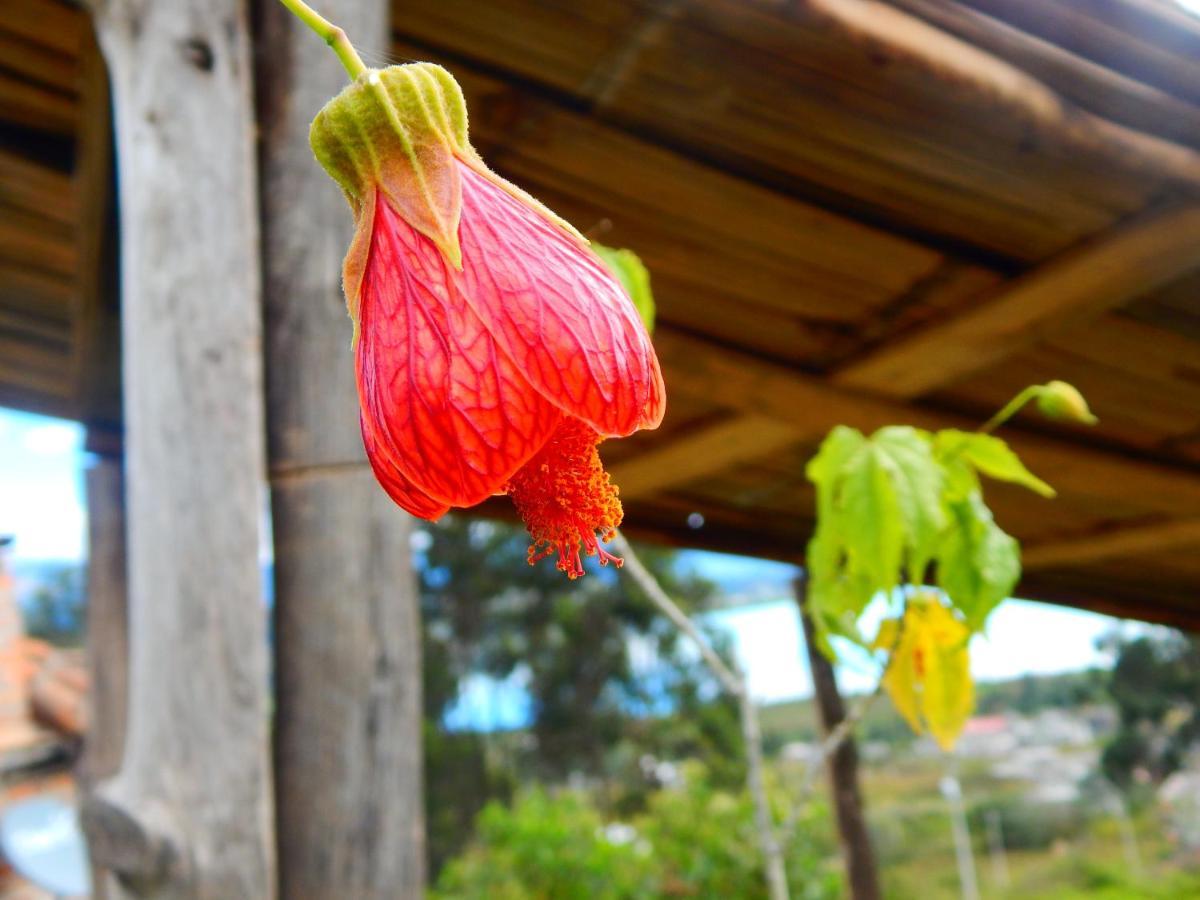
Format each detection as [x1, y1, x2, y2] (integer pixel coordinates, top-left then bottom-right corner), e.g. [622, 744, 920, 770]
[360, 412, 451, 520]
[456, 162, 665, 438]
[357, 192, 564, 509]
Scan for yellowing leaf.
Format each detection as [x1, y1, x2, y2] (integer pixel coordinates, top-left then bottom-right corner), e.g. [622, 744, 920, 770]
[875, 616, 922, 736]
[875, 597, 975, 751]
[919, 600, 974, 751]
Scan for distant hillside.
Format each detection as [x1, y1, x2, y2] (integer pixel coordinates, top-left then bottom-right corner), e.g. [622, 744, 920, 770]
[759, 667, 1110, 749]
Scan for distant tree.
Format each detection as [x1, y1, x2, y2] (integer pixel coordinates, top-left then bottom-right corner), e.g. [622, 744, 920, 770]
[1101, 631, 1200, 788]
[418, 515, 739, 870]
[21, 563, 85, 646]
[974, 669, 1108, 716]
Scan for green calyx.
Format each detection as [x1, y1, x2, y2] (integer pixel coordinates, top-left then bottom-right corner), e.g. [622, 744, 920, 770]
[310, 62, 475, 268]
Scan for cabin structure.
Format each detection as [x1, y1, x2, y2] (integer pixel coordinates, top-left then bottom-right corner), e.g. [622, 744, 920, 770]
[1, 0, 1199, 895]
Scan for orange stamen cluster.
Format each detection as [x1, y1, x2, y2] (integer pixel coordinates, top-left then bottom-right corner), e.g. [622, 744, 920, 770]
[505, 418, 624, 579]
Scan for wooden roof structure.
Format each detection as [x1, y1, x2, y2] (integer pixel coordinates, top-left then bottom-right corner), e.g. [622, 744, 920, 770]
[4, 0, 1200, 627]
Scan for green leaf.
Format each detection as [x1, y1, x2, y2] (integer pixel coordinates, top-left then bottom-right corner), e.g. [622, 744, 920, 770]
[938, 453, 979, 503]
[806, 523, 873, 647]
[936, 492, 1020, 630]
[936, 430, 1055, 498]
[840, 442, 904, 597]
[594, 244, 655, 333]
[807, 426, 866, 522]
[872, 427, 945, 583]
[805, 427, 877, 644]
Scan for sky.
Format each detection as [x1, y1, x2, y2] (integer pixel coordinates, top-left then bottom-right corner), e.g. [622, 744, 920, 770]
[0, 410, 87, 561]
[0, 407, 1130, 723]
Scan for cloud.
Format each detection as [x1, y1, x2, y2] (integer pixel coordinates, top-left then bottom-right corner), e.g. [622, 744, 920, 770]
[0, 479, 85, 560]
[21, 423, 81, 456]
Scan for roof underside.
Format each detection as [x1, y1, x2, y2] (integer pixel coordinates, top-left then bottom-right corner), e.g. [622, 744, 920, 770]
[3, 0, 1200, 627]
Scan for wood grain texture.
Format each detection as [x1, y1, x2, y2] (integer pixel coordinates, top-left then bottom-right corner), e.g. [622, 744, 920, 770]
[397, 0, 1200, 261]
[652, 328, 1200, 516]
[834, 203, 1200, 397]
[257, 1, 427, 895]
[270, 473, 425, 899]
[90, 0, 275, 895]
[887, 0, 1200, 149]
[959, 0, 1200, 107]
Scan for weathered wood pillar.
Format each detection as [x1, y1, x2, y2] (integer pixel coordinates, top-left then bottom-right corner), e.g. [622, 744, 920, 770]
[795, 579, 881, 900]
[85, 2, 276, 897]
[81, 451, 127, 900]
[256, 2, 426, 896]
[74, 21, 125, 897]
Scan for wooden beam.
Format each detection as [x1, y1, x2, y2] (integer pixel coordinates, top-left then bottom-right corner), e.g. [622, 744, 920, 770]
[615, 497, 1200, 629]
[257, 2, 426, 896]
[80, 455, 127, 900]
[0, 68, 77, 135]
[0, 148, 76, 227]
[1020, 574, 1200, 634]
[649, 327, 1200, 516]
[73, 24, 121, 434]
[958, 0, 1200, 109]
[1023, 519, 1200, 570]
[87, 1, 274, 895]
[612, 415, 798, 499]
[834, 202, 1200, 397]
[397, 0, 1200, 261]
[887, 0, 1200, 149]
[799, 0, 1200, 190]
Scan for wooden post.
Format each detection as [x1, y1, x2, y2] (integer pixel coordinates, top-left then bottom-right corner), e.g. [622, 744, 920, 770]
[795, 579, 882, 900]
[85, 2, 276, 896]
[256, 2, 427, 896]
[81, 452, 128, 900]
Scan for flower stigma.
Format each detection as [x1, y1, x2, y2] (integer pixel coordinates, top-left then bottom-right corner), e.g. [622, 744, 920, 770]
[505, 418, 625, 579]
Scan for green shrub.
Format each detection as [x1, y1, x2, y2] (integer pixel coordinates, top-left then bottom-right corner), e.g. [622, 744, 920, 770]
[433, 764, 841, 899]
[432, 788, 654, 900]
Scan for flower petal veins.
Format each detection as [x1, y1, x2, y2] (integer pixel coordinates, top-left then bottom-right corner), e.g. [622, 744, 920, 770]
[356, 190, 564, 509]
[456, 163, 665, 439]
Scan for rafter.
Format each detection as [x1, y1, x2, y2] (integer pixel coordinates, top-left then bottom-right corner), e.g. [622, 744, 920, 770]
[1022, 518, 1200, 570]
[610, 415, 798, 499]
[634, 328, 1200, 516]
[833, 202, 1200, 398]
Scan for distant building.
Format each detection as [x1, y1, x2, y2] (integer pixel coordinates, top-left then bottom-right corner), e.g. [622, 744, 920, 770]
[0, 537, 88, 897]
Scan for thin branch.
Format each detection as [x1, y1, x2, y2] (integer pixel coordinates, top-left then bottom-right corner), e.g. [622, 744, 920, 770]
[780, 587, 911, 848]
[611, 531, 741, 696]
[779, 684, 883, 845]
[611, 530, 789, 900]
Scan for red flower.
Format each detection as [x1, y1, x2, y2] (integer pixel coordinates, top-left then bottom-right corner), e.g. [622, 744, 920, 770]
[311, 64, 665, 577]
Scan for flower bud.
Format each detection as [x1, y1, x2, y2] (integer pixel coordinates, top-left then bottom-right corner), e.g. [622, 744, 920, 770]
[1036, 381, 1098, 426]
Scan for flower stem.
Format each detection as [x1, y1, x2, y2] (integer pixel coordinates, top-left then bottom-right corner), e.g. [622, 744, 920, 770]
[979, 385, 1040, 435]
[276, 0, 368, 80]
